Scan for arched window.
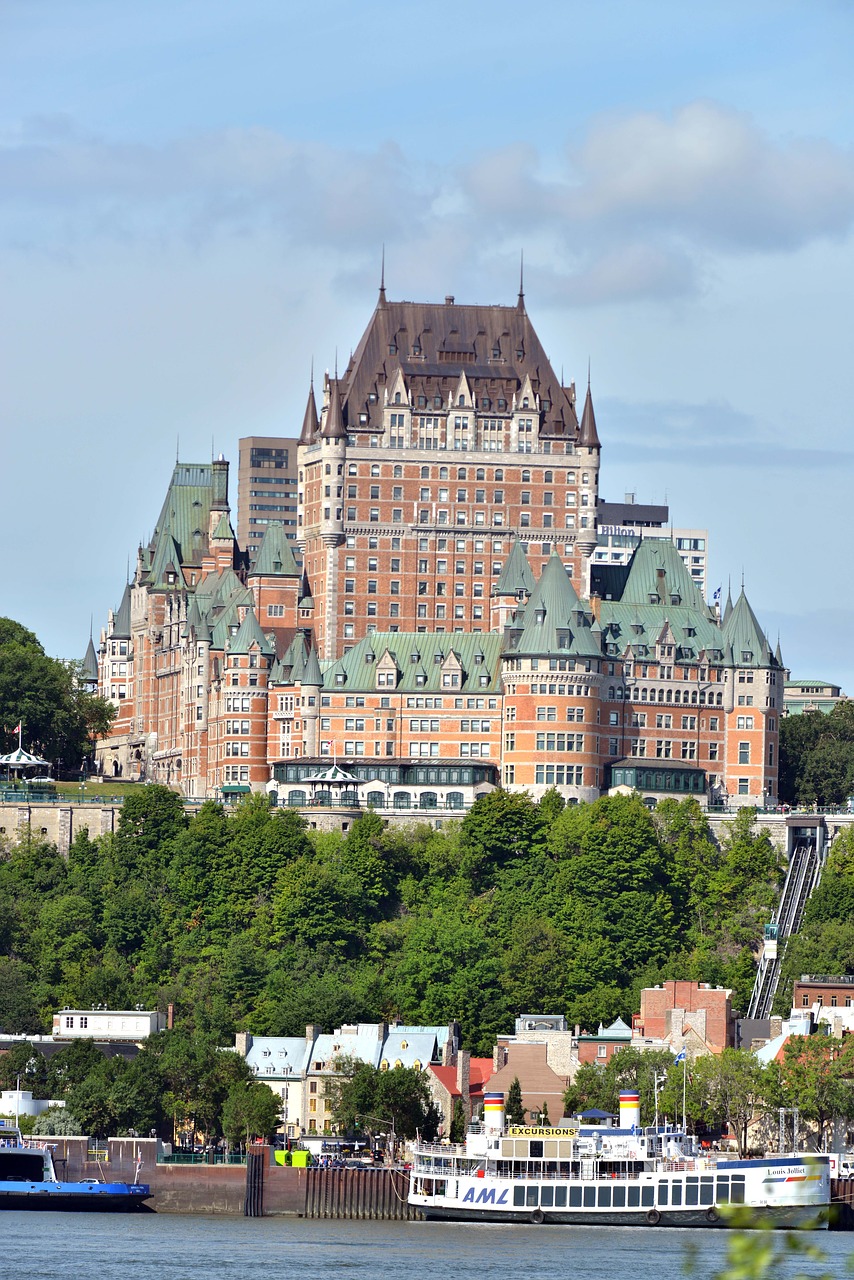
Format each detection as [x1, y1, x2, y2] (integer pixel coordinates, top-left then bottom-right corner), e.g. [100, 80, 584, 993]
[288, 790, 306, 807]
[367, 791, 385, 809]
[394, 792, 411, 809]
[419, 792, 438, 809]
[446, 792, 464, 810]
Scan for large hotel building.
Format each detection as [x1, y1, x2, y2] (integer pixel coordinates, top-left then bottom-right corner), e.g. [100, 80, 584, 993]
[94, 285, 784, 813]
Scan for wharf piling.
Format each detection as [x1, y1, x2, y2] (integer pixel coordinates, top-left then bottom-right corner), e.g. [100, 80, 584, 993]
[301, 1166, 417, 1220]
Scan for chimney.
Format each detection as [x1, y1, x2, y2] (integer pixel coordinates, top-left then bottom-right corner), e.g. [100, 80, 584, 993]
[445, 295, 455, 305]
[234, 1031, 253, 1057]
[456, 1050, 471, 1118]
[167, 1002, 174, 1030]
[305, 1024, 322, 1043]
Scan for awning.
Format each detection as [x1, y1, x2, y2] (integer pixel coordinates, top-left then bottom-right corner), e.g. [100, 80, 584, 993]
[220, 784, 251, 794]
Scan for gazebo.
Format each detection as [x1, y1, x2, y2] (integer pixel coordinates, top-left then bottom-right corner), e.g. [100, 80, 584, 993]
[300, 763, 363, 808]
[0, 729, 50, 783]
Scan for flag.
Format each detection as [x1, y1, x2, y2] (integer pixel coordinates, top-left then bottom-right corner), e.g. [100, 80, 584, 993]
[674, 1049, 687, 1063]
[712, 586, 721, 603]
[11, 723, 20, 736]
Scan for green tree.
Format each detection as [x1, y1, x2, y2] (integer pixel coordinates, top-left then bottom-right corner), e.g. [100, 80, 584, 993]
[505, 1076, 525, 1125]
[221, 1081, 281, 1147]
[31, 1106, 83, 1136]
[692, 1048, 768, 1157]
[459, 789, 544, 887]
[326, 1058, 440, 1141]
[0, 618, 115, 770]
[449, 1096, 467, 1142]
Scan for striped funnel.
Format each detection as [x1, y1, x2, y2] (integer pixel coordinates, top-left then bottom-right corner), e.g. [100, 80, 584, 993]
[483, 1091, 505, 1133]
[619, 1089, 640, 1129]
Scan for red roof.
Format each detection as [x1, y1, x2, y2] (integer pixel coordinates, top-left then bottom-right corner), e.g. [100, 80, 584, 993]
[429, 1059, 494, 1099]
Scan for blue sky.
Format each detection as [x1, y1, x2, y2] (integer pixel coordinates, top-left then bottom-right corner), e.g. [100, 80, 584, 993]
[2, 1, 853, 686]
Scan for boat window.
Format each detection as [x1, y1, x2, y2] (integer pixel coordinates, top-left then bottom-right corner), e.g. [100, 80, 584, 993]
[598, 1186, 612, 1207]
[569, 1186, 582, 1207]
[731, 1177, 745, 1204]
[583, 1186, 596, 1208]
[658, 1181, 669, 1205]
[671, 1181, 683, 1206]
[715, 1178, 729, 1204]
[641, 1185, 655, 1207]
[700, 1176, 715, 1205]
[526, 1186, 539, 1208]
[554, 1187, 567, 1207]
[628, 1185, 641, 1207]
[612, 1185, 626, 1208]
[529, 1141, 543, 1159]
[685, 1178, 699, 1205]
[541, 1186, 554, 1208]
[513, 1186, 525, 1207]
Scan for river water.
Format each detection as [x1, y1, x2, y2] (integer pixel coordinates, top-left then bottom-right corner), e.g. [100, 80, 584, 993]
[2, 1214, 852, 1280]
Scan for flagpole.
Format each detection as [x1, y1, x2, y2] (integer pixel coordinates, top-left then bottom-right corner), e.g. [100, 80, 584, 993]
[682, 1054, 687, 1133]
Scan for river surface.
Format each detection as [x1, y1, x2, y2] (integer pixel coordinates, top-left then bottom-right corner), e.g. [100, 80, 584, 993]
[2, 1214, 853, 1280]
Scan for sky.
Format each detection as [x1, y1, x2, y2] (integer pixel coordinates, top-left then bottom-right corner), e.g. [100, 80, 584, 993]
[1, 0, 853, 686]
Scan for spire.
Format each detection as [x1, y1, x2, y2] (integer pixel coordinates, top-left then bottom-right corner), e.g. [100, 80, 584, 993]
[775, 633, 783, 667]
[578, 377, 600, 449]
[378, 245, 387, 309]
[300, 369, 319, 445]
[723, 580, 734, 626]
[82, 635, 99, 683]
[321, 375, 347, 440]
[517, 249, 525, 312]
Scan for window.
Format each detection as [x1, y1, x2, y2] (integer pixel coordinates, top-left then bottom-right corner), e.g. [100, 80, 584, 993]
[738, 741, 750, 764]
[736, 715, 754, 729]
[738, 778, 749, 795]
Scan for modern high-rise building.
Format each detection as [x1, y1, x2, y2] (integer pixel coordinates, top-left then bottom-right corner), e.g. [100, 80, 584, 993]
[596, 496, 709, 600]
[236, 436, 300, 562]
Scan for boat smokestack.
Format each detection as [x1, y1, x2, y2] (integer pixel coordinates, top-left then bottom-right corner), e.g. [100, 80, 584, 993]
[619, 1090, 640, 1129]
[483, 1092, 505, 1134]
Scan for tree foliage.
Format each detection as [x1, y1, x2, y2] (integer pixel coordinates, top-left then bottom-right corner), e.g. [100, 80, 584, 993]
[0, 617, 115, 771]
[779, 702, 854, 807]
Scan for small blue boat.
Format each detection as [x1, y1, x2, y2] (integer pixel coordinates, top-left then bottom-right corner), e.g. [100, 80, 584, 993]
[0, 1124, 152, 1212]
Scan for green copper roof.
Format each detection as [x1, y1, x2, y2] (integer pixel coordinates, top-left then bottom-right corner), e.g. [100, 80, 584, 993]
[322, 632, 503, 693]
[150, 462, 218, 566]
[110, 584, 132, 639]
[250, 521, 299, 577]
[212, 511, 235, 541]
[620, 538, 708, 613]
[82, 637, 99, 680]
[229, 609, 276, 657]
[723, 589, 773, 667]
[493, 538, 536, 597]
[301, 644, 323, 687]
[510, 553, 600, 658]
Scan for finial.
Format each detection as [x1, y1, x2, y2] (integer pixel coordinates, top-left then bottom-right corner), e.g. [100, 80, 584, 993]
[310, 355, 314, 389]
[176, 434, 180, 463]
[89, 613, 93, 641]
[378, 245, 387, 306]
[519, 249, 524, 299]
[334, 348, 338, 379]
[587, 357, 591, 390]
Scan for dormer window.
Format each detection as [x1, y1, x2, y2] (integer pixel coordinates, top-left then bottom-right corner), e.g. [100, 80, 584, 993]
[670, 594, 681, 605]
[535, 609, 545, 624]
[335, 673, 346, 686]
[394, 392, 401, 404]
[389, 342, 397, 355]
[458, 395, 465, 406]
[415, 673, 426, 686]
[369, 391, 377, 403]
[742, 651, 753, 662]
[648, 593, 660, 604]
[522, 397, 529, 408]
[492, 345, 500, 358]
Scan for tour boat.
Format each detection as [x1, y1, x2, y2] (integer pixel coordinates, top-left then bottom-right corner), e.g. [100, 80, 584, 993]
[0, 1125, 152, 1212]
[408, 1092, 829, 1228]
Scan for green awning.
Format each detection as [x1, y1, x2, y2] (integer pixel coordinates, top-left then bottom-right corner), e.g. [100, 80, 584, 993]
[221, 784, 251, 794]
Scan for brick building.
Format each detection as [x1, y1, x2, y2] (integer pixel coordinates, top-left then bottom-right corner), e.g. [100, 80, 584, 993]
[95, 288, 784, 809]
[634, 981, 734, 1055]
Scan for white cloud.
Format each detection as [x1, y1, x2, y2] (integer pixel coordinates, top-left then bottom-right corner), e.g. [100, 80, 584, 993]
[2, 101, 853, 306]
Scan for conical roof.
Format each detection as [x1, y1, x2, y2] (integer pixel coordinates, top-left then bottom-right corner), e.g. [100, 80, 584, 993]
[228, 608, 275, 657]
[723, 589, 772, 666]
[82, 636, 99, 682]
[513, 553, 599, 656]
[578, 383, 600, 448]
[212, 511, 235, 541]
[111, 584, 132, 639]
[301, 645, 323, 687]
[250, 521, 299, 577]
[493, 538, 536, 597]
[300, 381, 319, 445]
[320, 377, 347, 439]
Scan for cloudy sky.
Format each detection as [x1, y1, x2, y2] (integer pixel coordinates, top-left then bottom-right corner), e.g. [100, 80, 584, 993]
[2, 1, 853, 686]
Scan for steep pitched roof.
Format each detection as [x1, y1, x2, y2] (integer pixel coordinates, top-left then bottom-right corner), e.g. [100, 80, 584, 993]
[250, 521, 299, 577]
[148, 462, 218, 569]
[211, 511, 235, 541]
[299, 381, 319, 445]
[82, 637, 99, 681]
[619, 538, 708, 614]
[578, 383, 600, 448]
[510, 554, 600, 658]
[493, 538, 536, 597]
[323, 632, 503, 693]
[338, 295, 580, 443]
[301, 644, 323, 687]
[110, 584, 132, 639]
[723, 589, 773, 666]
[228, 609, 275, 657]
[320, 376, 347, 439]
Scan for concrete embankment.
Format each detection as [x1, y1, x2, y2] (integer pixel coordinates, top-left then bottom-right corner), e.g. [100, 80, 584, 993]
[55, 1138, 416, 1217]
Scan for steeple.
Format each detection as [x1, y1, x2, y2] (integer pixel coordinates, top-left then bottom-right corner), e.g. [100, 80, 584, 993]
[300, 370, 319, 445]
[578, 370, 600, 449]
[516, 250, 525, 313]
